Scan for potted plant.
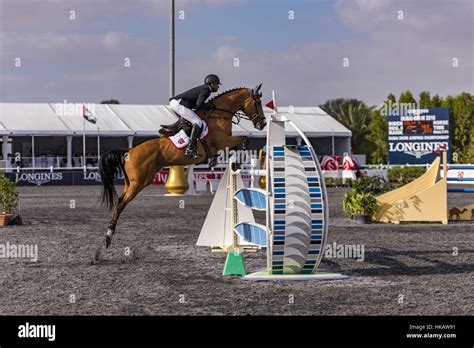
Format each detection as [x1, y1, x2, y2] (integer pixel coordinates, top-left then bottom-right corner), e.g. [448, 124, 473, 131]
[342, 190, 377, 223]
[0, 175, 18, 227]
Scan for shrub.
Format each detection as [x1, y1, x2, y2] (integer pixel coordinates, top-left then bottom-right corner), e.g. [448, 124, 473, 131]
[352, 176, 392, 195]
[342, 191, 377, 218]
[0, 175, 18, 213]
[388, 166, 426, 186]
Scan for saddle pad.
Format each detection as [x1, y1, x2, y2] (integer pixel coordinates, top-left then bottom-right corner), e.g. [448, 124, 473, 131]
[167, 121, 208, 149]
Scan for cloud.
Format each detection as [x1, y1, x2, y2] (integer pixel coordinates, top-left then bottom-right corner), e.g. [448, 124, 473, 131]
[0, 0, 472, 106]
[102, 32, 133, 49]
[213, 45, 244, 61]
[0, 0, 248, 30]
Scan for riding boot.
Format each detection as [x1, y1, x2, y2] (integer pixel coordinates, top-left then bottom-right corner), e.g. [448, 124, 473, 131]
[185, 124, 201, 159]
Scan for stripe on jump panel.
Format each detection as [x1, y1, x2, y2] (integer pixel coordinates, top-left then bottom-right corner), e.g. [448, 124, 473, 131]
[297, 145, 327, 273]
[286, 145, 313, 273]
[447, 178, 474, 182]
[269, 144, 327, 274]
[272, 145, 305, 273]
[448, 165, 474, 170]
[272, 145, 287, 273]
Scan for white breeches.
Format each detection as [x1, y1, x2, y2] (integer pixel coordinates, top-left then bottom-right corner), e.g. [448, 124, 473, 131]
[169, 99, 203, 128]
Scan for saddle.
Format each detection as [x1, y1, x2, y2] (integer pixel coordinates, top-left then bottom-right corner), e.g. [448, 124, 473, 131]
[159, 116, 215, 167]
[159, 117, 192, 137]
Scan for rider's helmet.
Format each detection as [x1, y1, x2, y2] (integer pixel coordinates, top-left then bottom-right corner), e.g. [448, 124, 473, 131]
[204, 74, 221, 85]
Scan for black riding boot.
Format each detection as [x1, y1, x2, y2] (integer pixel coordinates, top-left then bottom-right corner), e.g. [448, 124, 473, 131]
[185, 124, 201, 159]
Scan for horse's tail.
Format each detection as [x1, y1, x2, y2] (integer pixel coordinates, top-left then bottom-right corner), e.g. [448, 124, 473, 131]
[99, 149, 128, 210]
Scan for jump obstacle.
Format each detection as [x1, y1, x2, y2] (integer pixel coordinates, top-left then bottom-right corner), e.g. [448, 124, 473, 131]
[446, 164, 474, 221]
[197, 91, 348, 281]
[374, 150, 474, 224]
[445, 164, 474, 193]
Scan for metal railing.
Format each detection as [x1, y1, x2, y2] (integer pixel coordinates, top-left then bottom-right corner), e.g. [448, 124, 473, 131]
[0, 156, 99, 171]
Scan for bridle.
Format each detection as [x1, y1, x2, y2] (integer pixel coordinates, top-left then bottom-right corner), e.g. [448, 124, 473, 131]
[207, 92, 265, 129]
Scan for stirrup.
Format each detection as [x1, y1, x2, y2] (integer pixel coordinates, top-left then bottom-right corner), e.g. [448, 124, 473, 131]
[185, 146, 199, 159]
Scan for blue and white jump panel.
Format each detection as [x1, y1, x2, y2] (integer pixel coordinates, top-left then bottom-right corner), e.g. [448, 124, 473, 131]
[269, 145, 327, 275]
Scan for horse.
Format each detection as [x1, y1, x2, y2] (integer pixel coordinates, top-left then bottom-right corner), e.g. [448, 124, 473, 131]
[98, 84, 266, 250]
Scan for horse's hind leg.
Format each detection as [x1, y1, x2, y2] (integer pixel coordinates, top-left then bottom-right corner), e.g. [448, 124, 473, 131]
[105, 181, 145, 248]
[105, 184, 127, 244]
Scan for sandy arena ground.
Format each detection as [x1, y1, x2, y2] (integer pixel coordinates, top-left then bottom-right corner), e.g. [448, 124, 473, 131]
[0, 185, 472, 315]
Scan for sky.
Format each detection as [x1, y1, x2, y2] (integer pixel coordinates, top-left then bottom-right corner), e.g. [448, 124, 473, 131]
[0, 0, 473, 106]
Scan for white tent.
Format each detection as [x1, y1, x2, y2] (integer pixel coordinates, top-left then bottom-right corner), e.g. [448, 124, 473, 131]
[0, 103, 351, 138]
[0, 103, 352, 167]
[0, 103, 71, 135]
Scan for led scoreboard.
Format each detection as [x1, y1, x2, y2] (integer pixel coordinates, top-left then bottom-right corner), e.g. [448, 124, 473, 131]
[403, 120, 434, 135]
[388, 108, 450, 165]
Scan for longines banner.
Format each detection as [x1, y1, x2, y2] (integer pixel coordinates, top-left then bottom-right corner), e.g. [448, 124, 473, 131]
[388, 107, 451, 165]
[4, 171, 125, 186]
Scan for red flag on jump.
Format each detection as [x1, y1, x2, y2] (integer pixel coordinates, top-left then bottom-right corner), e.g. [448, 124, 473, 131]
[265, 100, 275, 110]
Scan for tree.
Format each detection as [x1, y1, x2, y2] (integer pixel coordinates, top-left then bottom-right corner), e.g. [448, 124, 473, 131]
[419, 91, 431, 108]
[320, 98, 362, 125]
[320, 99, 374, 155]
[366, 94, 395, 164]
[100, 99, 120, 104]
[399, 90, 416, 104]
[466, 127, 474, 163]
[442, 95, 454, 110]
[448, 93, 474, 163]
[387, 93, 396, 103]
[431, 95, 443, 107]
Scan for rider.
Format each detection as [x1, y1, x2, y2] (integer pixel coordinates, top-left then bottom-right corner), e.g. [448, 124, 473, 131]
[169, 74, 221, 158]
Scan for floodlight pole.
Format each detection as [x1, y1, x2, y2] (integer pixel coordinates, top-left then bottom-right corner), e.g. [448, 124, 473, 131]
[170, 0, 175, 98]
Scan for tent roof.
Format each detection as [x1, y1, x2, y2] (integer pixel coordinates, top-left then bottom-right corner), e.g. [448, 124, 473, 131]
[0, 103, 351, 137]
[0, 103, 70, 135]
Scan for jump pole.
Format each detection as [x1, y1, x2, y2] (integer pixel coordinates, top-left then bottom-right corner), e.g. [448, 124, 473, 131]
[222, 156, 247, 276]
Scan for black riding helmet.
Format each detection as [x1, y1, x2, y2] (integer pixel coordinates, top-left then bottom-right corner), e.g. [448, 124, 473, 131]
[204, 74, 221, 85]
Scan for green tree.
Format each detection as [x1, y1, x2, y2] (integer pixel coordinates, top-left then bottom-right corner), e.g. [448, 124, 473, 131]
[431, 95, 443, 107]
[320, 99, 374, 155]
[466, 127, 474, 162]
[367, 94, 395, 164]
[100, 99, 120, 104]
[399, 90, 416, 104]
[442, 95, 454, 110]
[419, 91, 431, 108]
[448, 93, 474, 163]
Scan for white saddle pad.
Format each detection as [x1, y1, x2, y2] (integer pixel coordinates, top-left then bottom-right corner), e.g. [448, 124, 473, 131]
[167, 122, 208, 149]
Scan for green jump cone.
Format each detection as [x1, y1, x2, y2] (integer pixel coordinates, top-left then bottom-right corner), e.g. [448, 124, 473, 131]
[223, 251, 246, 276]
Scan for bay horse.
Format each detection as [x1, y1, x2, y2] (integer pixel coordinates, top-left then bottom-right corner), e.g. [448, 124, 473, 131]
[98, 84, 266, 250]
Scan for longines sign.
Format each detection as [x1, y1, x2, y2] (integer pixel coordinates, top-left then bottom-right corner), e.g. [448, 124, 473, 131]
[388, 108, 451, 164]
[5, 171, 124, 186]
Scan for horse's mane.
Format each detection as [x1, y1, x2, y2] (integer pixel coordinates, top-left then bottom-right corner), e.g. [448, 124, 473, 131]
[208, 87, 247, 103]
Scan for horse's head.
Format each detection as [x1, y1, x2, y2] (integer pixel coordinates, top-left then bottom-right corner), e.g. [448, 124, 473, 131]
[241, 83, 266, 130]
[206, 84, 267, 130]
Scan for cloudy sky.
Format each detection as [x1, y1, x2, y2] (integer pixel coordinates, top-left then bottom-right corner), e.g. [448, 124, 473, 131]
[0, 0, 472, 106]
